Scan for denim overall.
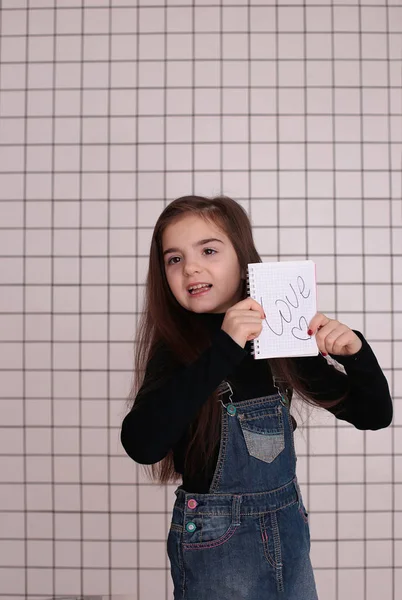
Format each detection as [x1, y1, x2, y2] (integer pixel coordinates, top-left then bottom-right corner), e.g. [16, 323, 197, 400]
[167, 381, 318, 599]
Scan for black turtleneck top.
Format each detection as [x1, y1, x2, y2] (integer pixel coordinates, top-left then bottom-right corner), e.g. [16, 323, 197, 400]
[120, 312, 393, 493]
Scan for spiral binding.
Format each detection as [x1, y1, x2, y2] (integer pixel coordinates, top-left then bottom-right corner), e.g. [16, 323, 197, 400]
[246, 266, 260, 357]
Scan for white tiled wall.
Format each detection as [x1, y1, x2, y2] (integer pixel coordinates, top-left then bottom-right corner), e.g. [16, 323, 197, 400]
[0, 1, 401, 599]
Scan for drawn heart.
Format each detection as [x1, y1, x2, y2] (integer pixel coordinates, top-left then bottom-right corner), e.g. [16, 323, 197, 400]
[291, 316, 310, 341]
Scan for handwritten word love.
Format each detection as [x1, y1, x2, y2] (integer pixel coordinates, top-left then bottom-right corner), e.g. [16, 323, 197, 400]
[260, 275, 311, 340]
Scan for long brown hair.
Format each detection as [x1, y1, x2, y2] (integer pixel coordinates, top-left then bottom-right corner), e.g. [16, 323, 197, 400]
[128, 195, 346, 484]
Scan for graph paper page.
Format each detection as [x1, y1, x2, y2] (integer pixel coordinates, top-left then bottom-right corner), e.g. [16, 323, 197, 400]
[247, 260, 319, 359]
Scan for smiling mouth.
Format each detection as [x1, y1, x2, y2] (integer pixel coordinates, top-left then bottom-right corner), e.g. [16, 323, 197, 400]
[188, 284, 213, 296]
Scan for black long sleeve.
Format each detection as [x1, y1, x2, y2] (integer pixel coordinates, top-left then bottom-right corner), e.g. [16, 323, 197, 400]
[121, 314, 393, 482]
[292, 330, 393, 430]
[120, 328, 248, 465]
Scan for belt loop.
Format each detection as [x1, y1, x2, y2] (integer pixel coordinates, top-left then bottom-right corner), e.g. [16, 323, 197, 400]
[232, 495, 242, 526]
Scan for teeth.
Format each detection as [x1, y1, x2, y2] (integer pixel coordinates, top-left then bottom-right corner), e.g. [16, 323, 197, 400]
[189, 284, 210, 292]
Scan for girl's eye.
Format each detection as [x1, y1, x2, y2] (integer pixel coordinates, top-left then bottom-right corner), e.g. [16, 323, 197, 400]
[166, 248, 217, 266]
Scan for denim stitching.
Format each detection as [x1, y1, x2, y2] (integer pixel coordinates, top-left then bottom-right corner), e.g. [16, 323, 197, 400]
[175, 477, 299, 514]
[208, 406, 228, 493]
[271, 510, 284, 593]
[182, 496, 242, 551]
[239, 409, 285, 463]
[174, 497, 298, 519]
[232, 494, 242, 526]
[259, 514, 276, 569]
[230, 393, 282, 407]
[241, 430, 285, 463]
[238, 407, 280, 422]
[282, 400, 297, 462]
[182, 523, 240, 551]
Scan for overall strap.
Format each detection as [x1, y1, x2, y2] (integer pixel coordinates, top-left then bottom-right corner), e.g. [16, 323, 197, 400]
[269, 361, 293, 407]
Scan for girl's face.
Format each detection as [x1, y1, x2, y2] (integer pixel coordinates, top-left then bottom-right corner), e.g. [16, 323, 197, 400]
[162, 214, 244, 314]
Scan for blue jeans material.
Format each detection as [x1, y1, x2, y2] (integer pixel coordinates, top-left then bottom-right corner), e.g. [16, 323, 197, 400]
[167, 390, 318, 599]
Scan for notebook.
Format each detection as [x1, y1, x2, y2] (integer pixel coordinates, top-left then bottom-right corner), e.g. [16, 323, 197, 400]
[247, 260, 319, 359]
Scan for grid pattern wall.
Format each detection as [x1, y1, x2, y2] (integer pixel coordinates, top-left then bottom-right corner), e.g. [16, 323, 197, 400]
[0, 1, 401, 599]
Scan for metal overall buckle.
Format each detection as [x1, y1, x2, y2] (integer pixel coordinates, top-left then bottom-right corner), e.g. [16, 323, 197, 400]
[217, 380, 237, 416]
[272, 376, 290, 407]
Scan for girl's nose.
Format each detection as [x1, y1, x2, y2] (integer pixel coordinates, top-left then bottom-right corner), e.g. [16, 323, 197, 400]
[184, 262, 201, 275]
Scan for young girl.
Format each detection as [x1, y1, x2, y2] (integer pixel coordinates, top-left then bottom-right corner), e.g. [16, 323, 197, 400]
[121, 195, 392, 599]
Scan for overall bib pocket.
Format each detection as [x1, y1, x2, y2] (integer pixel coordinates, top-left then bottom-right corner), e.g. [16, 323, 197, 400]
[238, 405, 285, 464]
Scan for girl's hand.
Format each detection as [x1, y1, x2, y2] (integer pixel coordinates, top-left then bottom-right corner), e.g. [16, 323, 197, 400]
[221, 298, 265, 349]
[308, 313, 362, 357]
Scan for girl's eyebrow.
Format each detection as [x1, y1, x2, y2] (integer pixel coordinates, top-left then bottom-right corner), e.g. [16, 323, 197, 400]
[163, 238, 224, 257]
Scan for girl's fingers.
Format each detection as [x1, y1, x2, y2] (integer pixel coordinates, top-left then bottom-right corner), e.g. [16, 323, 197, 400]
[230, 311, 265, 322]
[308, 312, 331, 335]
[235, 297, 265, 318]
[313, 320, 339, 355]
[319, 325, 350, 355]
[306, 313, 361, 357]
